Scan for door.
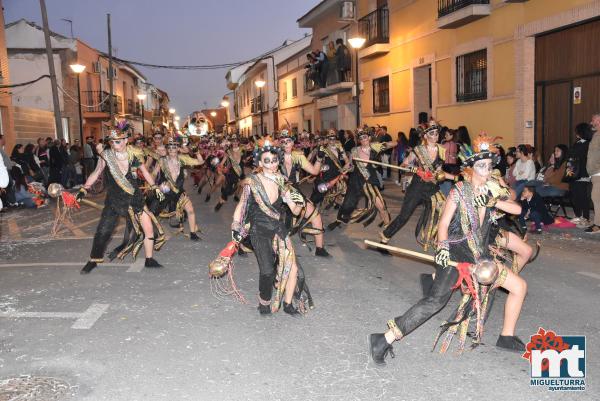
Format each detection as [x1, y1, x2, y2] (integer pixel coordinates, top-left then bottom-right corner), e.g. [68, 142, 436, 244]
[413, 64, 432, 126]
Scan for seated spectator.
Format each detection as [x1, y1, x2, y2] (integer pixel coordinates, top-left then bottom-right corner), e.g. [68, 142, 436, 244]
[11, 144, 32, 178]
[11, 166, 39, 208]
[525, 144, 569, 198]
[512, 144, 536, 197]
[519, 186, 554, 234]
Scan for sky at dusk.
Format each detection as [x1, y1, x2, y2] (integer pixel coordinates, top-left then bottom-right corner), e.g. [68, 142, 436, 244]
[4, 0, 321, 117]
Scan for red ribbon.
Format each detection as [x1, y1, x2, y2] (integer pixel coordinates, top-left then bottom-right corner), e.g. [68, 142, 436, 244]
[62, 192, 80, 209]
[416, 169, 434, 182]
[452, 262, 477, 301]
[219, 241, 239, 258]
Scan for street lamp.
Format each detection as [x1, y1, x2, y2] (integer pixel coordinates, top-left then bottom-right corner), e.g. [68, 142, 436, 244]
[137, 93, 147, 137]
[70, 63, 86, 145]
[255, 80, 266, 135]
[168, 108, 176, 130]
[348, 37, 366, 128]
[221, 99, 230, 134]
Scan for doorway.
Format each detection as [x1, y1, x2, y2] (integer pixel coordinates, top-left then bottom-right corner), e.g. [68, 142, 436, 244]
[413, 64, 432, 126]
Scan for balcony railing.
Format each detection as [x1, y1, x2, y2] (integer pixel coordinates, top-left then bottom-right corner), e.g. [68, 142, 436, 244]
[251, 95, 263, 115]
[438, 0, 489, 18]
[304, 64, 353, 94]
[82, 91, 122, 114]
[358, 7, 389, 47]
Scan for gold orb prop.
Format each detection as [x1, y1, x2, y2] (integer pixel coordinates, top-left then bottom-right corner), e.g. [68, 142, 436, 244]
[47, 183, 64, 198]
[473, 260, 499, 285]
[208, 256, 230, 278]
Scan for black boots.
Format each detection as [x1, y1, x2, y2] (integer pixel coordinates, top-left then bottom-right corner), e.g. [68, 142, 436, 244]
[258, 304, 271, 315]
[80, 261, 97, 274]
[190, 232, 200, 241]
[315, 247, 330, 257]
[144, 258, 163, 268]
[214, 202, 223, 212]
[369, 333, 395, 365]
[496, 335, 526, 352]
[283, 302, 301, 317]
[327, 221, 341, 231]
[204, 194, 211, 202]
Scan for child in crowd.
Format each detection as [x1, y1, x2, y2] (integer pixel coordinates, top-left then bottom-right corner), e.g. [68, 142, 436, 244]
[519, 185, 553, 233]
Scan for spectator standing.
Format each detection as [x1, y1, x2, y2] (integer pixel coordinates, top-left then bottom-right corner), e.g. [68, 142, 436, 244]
[343, 130, 355, 153]
[35, 137, 49, 183]
[379, 126, 393, 179]
[585, 113, 600, 233]
[0, 150, 8, 210]
[456, 125, 471, 147]
[314, 49, 328, 88]
[394, 132, 408, 185]
[11, 144, 31, 178]
[82, 136, 96, 179]
[23, 143, 41, 181]
[441, 128, 458, 174]
[513, 144, 537, 197]
[505, 148, 518, 188]
[334, 38, 351, 82]
[48, 139, 63, 184]
[566, 123, 593, 228]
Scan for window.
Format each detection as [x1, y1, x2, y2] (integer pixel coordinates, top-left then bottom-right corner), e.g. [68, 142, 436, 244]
[456, 49, 487, 102]
[282, 81, 288, 101]
[373, 76, 390, 113]
[291, 78, 298, 98]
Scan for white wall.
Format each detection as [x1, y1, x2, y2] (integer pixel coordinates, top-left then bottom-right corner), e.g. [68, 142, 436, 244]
[9, 52, 64, 111]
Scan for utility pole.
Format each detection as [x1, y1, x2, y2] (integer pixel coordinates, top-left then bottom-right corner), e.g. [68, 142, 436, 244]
[107, 14, 114, 122]
[39, 0, 63, 138]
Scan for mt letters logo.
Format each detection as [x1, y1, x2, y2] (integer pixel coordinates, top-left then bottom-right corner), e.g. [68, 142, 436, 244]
[522, 327, 585, 391]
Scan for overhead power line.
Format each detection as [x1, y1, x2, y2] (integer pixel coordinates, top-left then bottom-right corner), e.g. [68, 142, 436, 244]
[0, 75, 50, 88]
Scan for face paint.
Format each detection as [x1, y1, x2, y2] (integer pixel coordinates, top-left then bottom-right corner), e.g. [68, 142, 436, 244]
[473, 160, 493, 177]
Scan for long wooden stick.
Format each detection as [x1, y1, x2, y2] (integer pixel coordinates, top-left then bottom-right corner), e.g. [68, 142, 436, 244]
[364, 240, 458, 267]
[80, 199, 104, 211]
[352, 157, 414, 173]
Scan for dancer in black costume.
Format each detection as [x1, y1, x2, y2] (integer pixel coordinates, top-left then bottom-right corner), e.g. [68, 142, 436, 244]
[328, 129, 396, 230]
[76, 120, 166, 274]
[368, 135, 529, 365]
[230, 136, 311, 315]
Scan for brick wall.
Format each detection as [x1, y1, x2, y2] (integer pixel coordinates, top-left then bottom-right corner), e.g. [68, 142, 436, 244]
[13, 106, 55, 144]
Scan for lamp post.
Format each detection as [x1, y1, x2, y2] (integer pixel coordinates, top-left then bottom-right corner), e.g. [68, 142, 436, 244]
[70, 63, 86, 145]
[221, 99, 230, 134]
[137, 93, 147, 137]
[348, 37, 366, 128]
[255, 79, 266, 136]
[168, 108, 175, 131]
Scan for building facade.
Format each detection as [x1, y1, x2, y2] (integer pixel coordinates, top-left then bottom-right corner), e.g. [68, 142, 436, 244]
[226, 36, 312, 137]
[5, 19, 169, 143]
[0, 0, 15, 151]
[355, 0, 600, 157]
[298, 1, 358, 132]
[277, 44, 318, 133]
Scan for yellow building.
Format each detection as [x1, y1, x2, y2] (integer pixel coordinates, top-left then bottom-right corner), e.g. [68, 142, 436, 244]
[277, 43, 317, 133]
[355, 0, 600, 157]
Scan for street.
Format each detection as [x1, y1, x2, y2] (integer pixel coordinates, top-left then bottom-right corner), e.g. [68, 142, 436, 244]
[0, 182, 598, 401]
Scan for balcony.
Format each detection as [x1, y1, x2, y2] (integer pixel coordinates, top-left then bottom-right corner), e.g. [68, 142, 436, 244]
[358, 7, 390, 59]
[304, 68, 354, 98]
[82, 91, 122, 114]
[437, 0, 490, 29]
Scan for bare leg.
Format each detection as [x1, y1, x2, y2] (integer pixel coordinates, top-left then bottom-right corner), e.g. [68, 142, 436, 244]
[499, 269, 528, 336]
[184, 201, 197, 233]
[375, 197, 390, 226]
[305, 202, 324, 248]
[284, 262, 298, 304]
[498, 232, 533, 272]
[141, 211, 155, 258]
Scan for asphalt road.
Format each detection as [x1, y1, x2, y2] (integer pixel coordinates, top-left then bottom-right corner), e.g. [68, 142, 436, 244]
[0, 181, 598, 401]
